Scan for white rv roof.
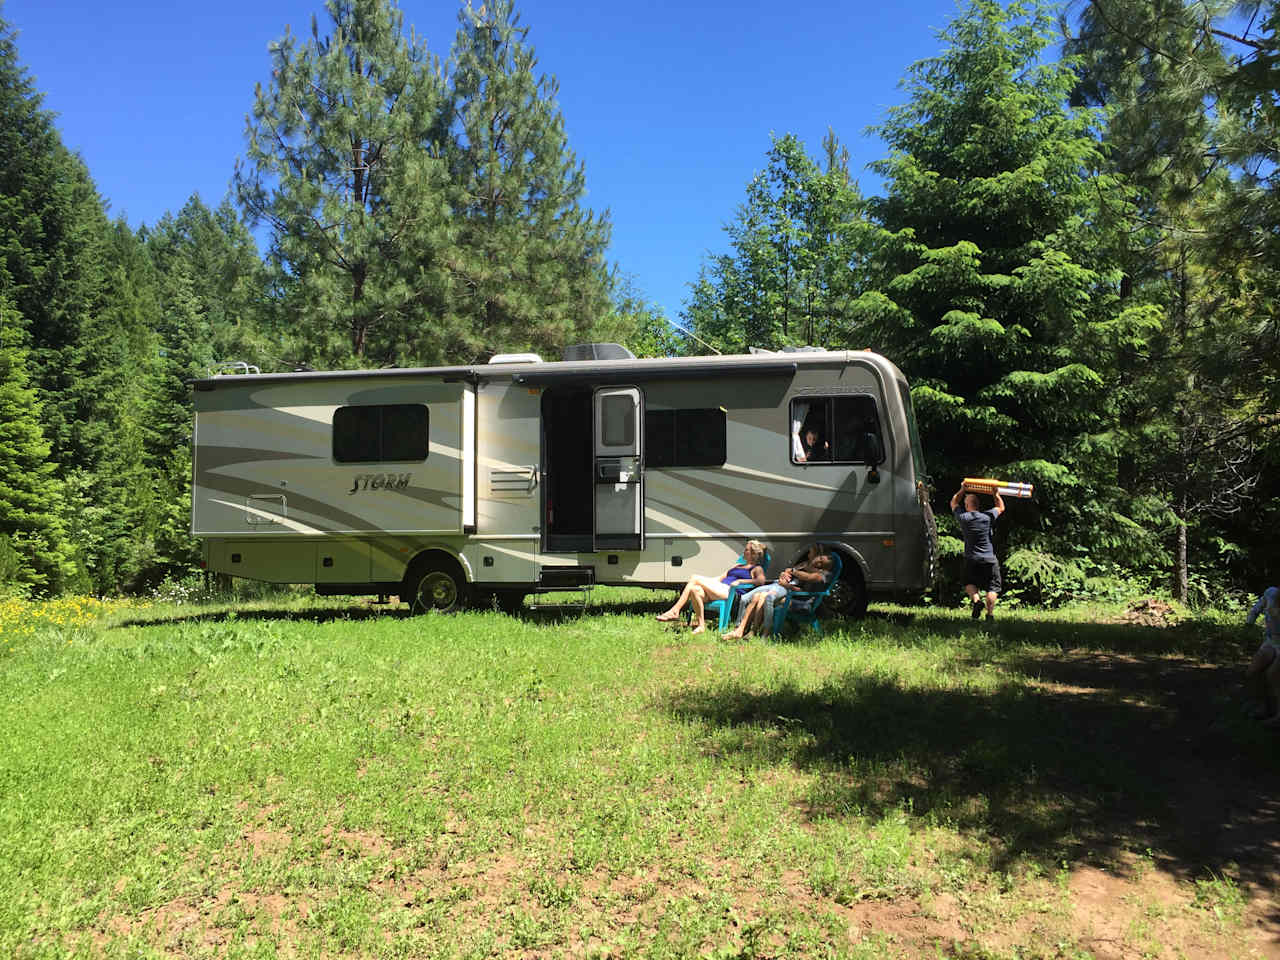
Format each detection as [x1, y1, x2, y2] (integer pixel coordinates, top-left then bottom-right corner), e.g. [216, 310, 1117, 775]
[190, 349, 903, 391]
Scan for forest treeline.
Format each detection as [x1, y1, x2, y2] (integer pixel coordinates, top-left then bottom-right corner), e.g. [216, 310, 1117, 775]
[0, 0, 1275, 601]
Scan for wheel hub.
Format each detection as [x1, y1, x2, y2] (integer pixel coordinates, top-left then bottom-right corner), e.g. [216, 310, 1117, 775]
[418, 571, 458, 610]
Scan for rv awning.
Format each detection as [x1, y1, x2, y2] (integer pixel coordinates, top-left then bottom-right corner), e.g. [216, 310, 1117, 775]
[510, 360, 797, 386]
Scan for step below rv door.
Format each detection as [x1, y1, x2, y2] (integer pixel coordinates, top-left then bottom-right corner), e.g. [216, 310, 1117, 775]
[593, 386, 643, 551]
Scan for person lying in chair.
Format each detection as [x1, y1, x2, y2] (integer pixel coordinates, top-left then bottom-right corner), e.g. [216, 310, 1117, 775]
[721, 544, 834, 641]
[655, 540, 768, 634]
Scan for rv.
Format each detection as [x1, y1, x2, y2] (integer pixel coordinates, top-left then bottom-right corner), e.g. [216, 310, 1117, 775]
[190, 345, 938, 615]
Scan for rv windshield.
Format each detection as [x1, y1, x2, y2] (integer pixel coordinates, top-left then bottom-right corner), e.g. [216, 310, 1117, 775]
[898, 380, 926, 483]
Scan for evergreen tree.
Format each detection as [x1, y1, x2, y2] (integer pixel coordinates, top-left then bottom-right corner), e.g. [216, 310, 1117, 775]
[441, 0, 612, 360]
[236, 0, 454, 367]
[1066, 0, 1279, 596]
[60, 220, 163, 594]
[0, 291, 68, 594]
[1, 13, 166, 594]
[144, 195, 273, 370]
[0, 14, 107, 466]
[683, 132, 877, 352]
[141, 196, 273, 577]
[865, 0, 1150, 573]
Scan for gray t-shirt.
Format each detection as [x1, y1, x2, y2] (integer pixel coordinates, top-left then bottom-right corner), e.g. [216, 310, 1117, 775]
[954, 507, 999, 562]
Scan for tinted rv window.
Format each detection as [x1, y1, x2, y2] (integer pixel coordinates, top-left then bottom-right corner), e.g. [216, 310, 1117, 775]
[645, 409, 726, 468]
[333, 404, 429, 463]
[790, 396, 883, 465]
[898, 380, 926, 482]
[601, 395, 635, 447]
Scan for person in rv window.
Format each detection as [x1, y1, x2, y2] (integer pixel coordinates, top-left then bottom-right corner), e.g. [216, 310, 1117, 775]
[656, 540, 768, 634]
[799, 426, 829, 463]
[721, 544, 834, 641]
[792, 397, 881, 464]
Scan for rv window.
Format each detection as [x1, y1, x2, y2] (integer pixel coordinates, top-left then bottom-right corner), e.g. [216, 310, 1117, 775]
[333, 404, 429, 463]
[898, 380, 926, 481]
[790, 396, 883, 465]
[645, 408, 726, 468]
[601, 395, 635, 447]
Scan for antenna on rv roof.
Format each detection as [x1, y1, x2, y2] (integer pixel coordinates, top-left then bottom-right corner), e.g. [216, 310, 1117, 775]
[667, 319, 721, 356]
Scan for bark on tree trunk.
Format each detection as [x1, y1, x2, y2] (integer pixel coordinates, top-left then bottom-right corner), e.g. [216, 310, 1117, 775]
[1173, 498, 1188, 604]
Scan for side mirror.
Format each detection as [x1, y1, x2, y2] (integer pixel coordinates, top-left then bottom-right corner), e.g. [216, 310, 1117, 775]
[864, 433, 883, 464]
[864, 432, 883, 483]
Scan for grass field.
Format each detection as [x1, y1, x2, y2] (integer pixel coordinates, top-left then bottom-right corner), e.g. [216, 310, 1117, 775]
[1, 589, 1277, 959]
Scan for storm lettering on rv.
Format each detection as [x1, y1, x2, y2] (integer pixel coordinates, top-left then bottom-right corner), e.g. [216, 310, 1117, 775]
[348, 473, 412, 494]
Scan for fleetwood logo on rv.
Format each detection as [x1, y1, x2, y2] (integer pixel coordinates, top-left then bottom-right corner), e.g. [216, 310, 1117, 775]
[348, 473, 411, 495]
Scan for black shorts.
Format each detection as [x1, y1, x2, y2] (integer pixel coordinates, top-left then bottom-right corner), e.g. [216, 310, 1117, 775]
[964, 558, 1002, 594]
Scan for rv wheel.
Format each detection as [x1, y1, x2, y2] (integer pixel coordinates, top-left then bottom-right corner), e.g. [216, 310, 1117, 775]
[827, 565, 869, 619]
[404, 559, 467, 614]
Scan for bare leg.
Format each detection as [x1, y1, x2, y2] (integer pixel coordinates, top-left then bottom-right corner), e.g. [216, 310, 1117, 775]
[723, 593, 765, 640]
[690, 586, 707, 633]
[657, 577, 699, 620]
[985, 590, 998, 616]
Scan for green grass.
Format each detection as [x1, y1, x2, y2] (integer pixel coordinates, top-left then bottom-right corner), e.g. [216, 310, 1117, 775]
[1, 590, 1275, 958]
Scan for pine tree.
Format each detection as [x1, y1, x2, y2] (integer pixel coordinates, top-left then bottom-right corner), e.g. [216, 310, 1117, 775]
[144, 195, 273, 371]
[0, 292, 68, 594]
[236, 0, 454, 367]
[1066, 0, 1280, 596]
[865, 0, 1151, 571]
[0, 15, 107, 466]
[0, 13, 169, 594]
[441, 0, 612, 360]
[683, 132, 877, 352]
[141, 195, 271, 578]
[59, 221, 163, 593]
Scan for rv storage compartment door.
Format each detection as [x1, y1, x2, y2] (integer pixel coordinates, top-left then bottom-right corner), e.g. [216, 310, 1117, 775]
[593, 387, 643, 551]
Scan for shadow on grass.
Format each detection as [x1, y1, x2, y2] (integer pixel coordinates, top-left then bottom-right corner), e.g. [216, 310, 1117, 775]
[662, 638, 1280, 895]
[114, 595, 672, 629]
[114, 605, 417, 628]
[826, 608, 1248, 662]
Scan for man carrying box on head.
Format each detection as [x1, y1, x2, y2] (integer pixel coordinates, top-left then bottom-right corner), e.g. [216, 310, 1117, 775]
[950, 484, 1005, 621]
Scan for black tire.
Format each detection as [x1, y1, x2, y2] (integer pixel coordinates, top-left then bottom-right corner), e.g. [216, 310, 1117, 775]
[825, 563, 869, 619]
[403, 557, 467, 614]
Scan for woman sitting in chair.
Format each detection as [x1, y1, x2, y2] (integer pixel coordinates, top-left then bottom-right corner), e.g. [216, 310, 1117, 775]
[722, 544, 834, 641]
[656, 540, 768, 634]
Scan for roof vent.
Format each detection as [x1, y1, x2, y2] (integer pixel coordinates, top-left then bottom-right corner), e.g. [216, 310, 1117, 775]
[488, 353, 543, 364]
[562, 343, 635, 362]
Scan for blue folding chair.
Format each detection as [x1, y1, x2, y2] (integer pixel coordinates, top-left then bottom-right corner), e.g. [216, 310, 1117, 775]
[704, 549, 771, 631]
[771, 551, 843, 635]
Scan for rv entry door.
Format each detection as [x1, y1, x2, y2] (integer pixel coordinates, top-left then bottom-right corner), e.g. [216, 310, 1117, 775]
[593, 387, 643, 551]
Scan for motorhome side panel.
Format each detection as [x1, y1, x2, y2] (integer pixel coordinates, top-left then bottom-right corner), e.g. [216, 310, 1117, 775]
[470, 380, 541, 584]
[194, 377, 467, 582]
[641, 358, 902, 593]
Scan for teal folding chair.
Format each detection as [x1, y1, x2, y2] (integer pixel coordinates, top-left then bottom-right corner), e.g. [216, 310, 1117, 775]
[771, 552, 843, 635]
[704, 549, 771, 631]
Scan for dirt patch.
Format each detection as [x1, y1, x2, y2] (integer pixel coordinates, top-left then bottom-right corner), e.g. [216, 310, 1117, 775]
[1111, 597, 1179, 628]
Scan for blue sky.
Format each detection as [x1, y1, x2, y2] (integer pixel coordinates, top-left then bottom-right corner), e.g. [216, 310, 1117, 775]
[6, 0, 967, 326]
